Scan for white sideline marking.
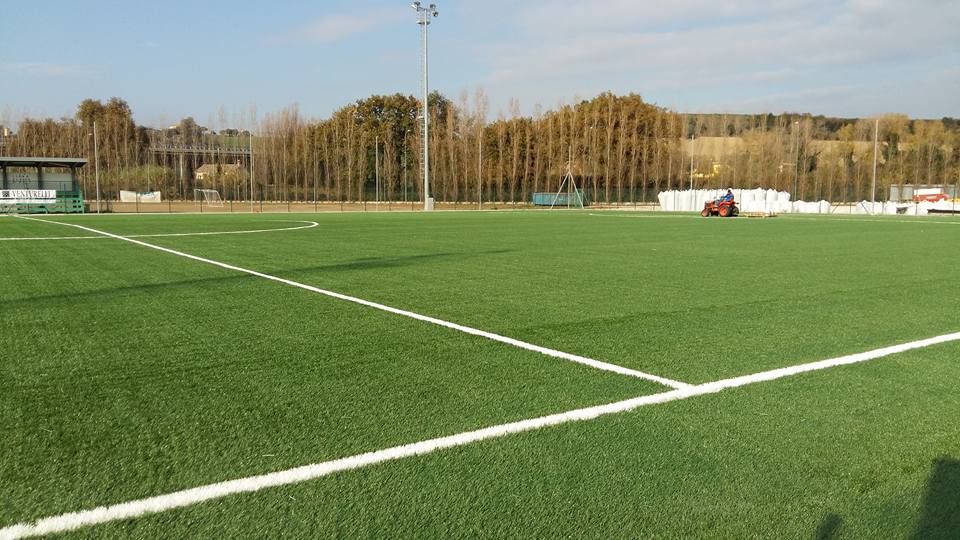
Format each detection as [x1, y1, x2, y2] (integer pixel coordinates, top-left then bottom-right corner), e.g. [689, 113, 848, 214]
[589, 213, 960, 225]
[809, 217, 960, 226]
[0, 221, 318, 241]
[4, 331, 958, 539]
[588, 213, 697, 219]
[13, 216, 687, 389]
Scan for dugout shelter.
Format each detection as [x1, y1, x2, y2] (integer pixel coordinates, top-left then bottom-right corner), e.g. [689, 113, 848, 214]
[0, 156, 87, 213]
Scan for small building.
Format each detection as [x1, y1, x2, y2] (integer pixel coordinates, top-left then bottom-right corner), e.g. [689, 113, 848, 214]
[195, 163, 242, 183]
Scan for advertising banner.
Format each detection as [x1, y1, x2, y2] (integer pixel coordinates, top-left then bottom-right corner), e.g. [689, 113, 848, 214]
[0, 189, 57, 204]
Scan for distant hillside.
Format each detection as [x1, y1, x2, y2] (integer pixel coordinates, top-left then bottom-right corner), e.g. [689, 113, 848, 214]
[682, 113, 960, 141]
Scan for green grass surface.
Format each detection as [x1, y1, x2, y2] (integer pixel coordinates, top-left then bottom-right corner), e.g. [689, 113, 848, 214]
[36, 211, 960, 383]
[2, 211, 958, 537]
[76, 342, 960, 539]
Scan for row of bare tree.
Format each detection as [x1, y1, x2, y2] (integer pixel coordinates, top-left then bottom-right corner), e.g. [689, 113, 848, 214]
[3, 94, 958, 204]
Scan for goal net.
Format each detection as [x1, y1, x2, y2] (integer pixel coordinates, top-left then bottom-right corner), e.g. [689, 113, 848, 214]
[531, 148, 587, 209]
[532, 189, 585, 209]
[194, 189, 224, 208]
[532, 155, 586, 209]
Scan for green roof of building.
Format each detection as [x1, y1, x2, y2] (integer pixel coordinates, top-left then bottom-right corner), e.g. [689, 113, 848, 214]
[0, 156, 88, 168]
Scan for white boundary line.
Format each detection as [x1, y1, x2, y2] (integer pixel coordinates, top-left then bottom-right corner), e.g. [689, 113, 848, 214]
[587, 213, 697, 219]
[792, 217, 960, 226]
[13, 216, 688, 389]
[4, 330, 958, 539]
[0, 221, 319, 241]
[588, 212, 960, 225]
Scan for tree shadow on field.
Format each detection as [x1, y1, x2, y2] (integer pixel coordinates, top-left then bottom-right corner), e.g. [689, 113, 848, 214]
[2, 249, 513, 308]
[910, 457, 960, 539]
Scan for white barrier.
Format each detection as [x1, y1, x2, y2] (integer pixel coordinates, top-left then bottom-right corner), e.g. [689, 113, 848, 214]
[119, 191, 162, 203]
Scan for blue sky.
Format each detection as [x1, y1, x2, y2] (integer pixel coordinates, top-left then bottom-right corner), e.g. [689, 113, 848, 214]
[2, 0, 958, 128]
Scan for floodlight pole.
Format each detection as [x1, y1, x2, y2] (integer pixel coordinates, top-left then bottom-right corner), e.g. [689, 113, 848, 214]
[93, 121, 101, 214]
[413, 2, 438, 211]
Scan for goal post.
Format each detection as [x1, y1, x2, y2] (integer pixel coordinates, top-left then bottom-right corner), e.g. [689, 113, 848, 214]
[194, 189, 224, 208]
[531, 152, 586, 209]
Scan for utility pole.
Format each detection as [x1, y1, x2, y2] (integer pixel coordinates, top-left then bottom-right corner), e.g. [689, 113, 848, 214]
[793, 120, 800, 201]
[93, 121, 101, 214]
[412, 2, 438, 211]
[250, 132, 256, 212]
[403, 131, 409, 203]
[871, 118, 879, 205]
[478, 133, 483, 208]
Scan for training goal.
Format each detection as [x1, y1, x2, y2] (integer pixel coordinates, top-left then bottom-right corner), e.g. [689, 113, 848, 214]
[194, 189, 224, 208]
[532, 152, 586, 209]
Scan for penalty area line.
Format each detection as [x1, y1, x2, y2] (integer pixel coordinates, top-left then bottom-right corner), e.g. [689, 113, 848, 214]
[0, 220, 319, 241]
[13, 216, 688, 389]
[3, 330, 959, 539]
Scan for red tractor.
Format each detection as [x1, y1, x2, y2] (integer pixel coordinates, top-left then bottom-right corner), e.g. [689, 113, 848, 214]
[701, 198, 739, 217]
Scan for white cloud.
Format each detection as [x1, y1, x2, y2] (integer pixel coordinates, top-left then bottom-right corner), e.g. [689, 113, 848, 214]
[270, 9, 402, 45]
[469, 0, 960, 114]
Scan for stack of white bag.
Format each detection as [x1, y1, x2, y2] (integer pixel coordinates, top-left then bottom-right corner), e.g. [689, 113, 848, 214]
[790, 200, 832, 214]
[910, 200, 958, 215]
[850, 201, 899, 215]
[658, 188, 787, 212]
[657, 188, 960, 215]
[853, 200, 958, 216]
[657, 188, 832, 214]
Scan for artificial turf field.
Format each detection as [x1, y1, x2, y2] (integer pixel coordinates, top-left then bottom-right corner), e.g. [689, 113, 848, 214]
[1, 210, 959, 538]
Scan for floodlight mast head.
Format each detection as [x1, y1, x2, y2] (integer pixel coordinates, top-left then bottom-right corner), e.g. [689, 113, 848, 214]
[413, 1, 437, 25]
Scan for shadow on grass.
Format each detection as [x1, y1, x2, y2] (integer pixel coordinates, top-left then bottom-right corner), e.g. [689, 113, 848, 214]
[911, 457, 960, 539]
[815, 457, 960, 539]
[2, 249, 513, 308]
[287, 249, 511, 274]
[815, 513, 842, 540]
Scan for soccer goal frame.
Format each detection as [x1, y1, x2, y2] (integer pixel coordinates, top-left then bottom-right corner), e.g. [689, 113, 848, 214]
[194, 189, 224, 208]
[548, 150, 586, 209]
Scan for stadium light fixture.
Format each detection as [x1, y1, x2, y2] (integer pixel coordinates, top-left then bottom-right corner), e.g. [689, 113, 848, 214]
[412, 1, 438, 211]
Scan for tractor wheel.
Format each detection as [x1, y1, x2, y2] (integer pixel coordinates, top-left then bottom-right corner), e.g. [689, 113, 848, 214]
[718, 206, 732, 217]
[732, 206, 740, 217]
[701, 208, 711, 217]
